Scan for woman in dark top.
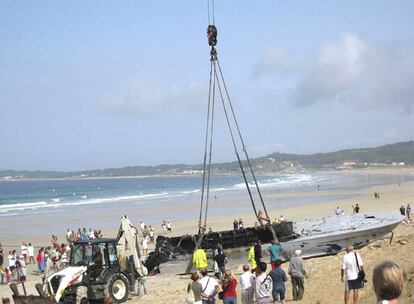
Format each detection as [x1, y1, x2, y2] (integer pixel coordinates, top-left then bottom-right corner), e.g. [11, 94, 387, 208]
[221, 270, 238, 304]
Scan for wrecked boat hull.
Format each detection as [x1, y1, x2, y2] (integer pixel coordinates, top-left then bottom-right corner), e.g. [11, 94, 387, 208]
[144, 214, 403, 272]
[144, 222, 297, 272]
[157, 221, 297, 253]
[281, 218, 401, 259]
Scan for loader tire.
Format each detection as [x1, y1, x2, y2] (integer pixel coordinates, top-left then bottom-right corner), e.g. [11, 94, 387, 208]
[76, 286, 88, 304]
[105, 273, 130, 303]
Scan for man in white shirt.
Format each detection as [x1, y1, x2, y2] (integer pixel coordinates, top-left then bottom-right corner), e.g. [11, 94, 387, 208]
[27, 243, 35, 264]
[88, 229, 95, 240]
[254, 262, 273, 304]
[66, 229, 72, 241]
[239, 264, 254, 304]
[341, 245, 364, 304]
[199, 268, 219, 304]
[20, 243, 28, 263]
[8, 251, 16, 269]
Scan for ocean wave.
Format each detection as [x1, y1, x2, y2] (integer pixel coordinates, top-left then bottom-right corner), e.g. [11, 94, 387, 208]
[0, 201, 48, 211]
[231, 174, 314, 190]
[181, 189, 200, 194]
[0, 192, 172, 214]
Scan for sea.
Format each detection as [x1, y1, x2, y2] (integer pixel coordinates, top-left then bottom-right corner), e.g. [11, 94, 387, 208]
[1, 172, 412, 218]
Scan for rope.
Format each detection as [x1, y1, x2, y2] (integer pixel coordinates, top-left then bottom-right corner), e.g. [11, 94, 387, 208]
[207, 0, 210, 25]
[207, 0, 215, 25]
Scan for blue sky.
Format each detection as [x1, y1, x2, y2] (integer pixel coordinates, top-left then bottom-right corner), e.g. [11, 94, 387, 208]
[1, 1, 413, 171]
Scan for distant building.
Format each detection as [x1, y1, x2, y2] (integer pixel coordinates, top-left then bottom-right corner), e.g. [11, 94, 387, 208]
[342, 161, 356, 167]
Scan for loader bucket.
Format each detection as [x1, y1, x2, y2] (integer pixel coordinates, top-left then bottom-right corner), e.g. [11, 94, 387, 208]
[12, 295, 56, 304]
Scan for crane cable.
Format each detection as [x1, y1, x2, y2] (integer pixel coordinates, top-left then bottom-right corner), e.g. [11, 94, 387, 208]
[207, 0, 215, 26]
[203, 62, 216, 229]
[198, 60, 214, 232]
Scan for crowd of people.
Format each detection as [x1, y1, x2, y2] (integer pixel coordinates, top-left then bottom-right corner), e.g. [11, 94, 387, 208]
[233, 219, 244, 231]
[0, 238, 71, 286]
[188, 241, 408, 304]
[65, 227, 104, 243]
[161, 220, 173, 233]
[191, 240, 307, 304]
[335, 204, 361, 216]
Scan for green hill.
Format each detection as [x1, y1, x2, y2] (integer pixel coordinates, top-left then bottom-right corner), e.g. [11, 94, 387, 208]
[1, 141, 413, 179]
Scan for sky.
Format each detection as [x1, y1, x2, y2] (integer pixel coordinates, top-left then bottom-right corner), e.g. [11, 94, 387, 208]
[1, 0, 413, 171]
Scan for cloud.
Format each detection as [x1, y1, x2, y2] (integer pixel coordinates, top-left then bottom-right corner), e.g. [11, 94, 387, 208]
[104, 79, 206, 117]
[255, 33, 414, 112]
[253, 48, 296, 77]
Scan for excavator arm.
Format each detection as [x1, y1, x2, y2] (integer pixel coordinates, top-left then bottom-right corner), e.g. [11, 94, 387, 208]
[117, 215, 145, 277]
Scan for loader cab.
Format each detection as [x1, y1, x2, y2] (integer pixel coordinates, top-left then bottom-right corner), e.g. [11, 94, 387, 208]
[70, 238, 119, 281]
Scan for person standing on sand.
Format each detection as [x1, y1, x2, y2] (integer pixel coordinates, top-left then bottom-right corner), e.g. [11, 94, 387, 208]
[373, 260, 407, 304]
[142, 235, 149, 255]
[200, 268, 219, 304]
[20, 242, 28, 263]
[193, 248, 208, 272]
[240, 265, 254, 304]
[188, 272, 203, 304]
[266, 240, 284, 270]
[213, 244, 227, 279]
[0, 243, 3, 269]
[248, 245, 257, 272]
[354, 204, 360, 214]
[28, 243, 34, 264]
[399, 205, 405, 216]
[288, 249, 307, 301]
[254, 240, 262, 268]
[220, 270, 238, 304]
[36, 248, 45, 277]
[335, 206, 341, 216]
[254, 262, 273, 304]
[269, 259, 287, 304]
[341, 245, 364, 304]
[406, 204, 411, 222]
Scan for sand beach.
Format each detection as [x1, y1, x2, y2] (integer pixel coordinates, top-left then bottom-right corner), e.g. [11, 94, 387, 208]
[1, 168, 414, 303]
